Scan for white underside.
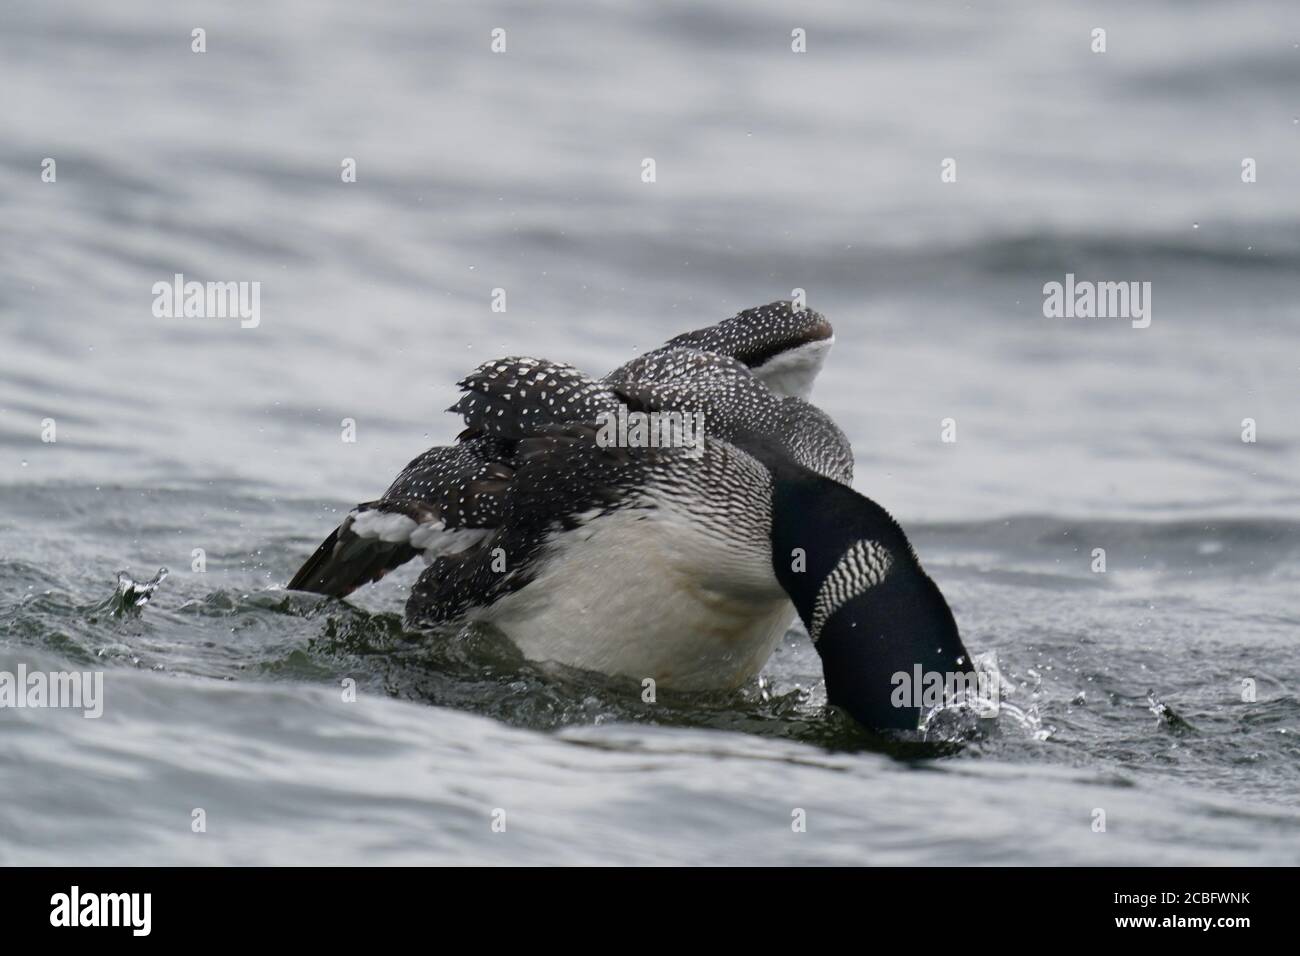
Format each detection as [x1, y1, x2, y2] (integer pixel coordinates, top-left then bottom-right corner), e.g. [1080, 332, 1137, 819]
[470, 505, 794, 691]
[751, 336, 833, 400]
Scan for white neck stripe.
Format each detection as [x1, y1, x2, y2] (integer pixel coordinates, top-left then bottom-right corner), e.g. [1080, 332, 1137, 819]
[809, 539, 892, 642]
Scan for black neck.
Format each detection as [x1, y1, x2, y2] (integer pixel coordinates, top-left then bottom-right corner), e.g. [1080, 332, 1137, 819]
[767, 464, 972, 732]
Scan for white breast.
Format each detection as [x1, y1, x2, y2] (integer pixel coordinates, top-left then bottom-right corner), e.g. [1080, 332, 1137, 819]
[471, 503, 794, 691]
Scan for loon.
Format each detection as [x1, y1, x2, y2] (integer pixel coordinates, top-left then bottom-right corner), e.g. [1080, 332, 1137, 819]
[289, 301, 972, 731]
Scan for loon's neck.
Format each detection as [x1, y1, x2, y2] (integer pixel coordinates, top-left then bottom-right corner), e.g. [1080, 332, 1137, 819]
[766, 464, 972, 731]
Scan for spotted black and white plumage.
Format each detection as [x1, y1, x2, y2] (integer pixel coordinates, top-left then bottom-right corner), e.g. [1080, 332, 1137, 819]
[288, 300, 855, 690]
[617, 301, 835, 401]
[450, 358, 625, 438]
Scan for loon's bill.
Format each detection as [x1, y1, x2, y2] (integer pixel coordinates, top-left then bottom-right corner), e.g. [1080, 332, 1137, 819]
[288, 300, 971, 732]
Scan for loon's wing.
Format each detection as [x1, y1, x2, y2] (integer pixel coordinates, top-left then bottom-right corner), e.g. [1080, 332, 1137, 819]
[607, 300, 834, 400]
[407, 422, 646, 625]
[286, 437, 511, 597]
[450, 357, 625, 437]
[288, 359, 621, 598]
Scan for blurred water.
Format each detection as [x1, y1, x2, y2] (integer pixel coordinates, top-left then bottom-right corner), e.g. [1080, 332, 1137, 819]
[1, 0, 1298, 864]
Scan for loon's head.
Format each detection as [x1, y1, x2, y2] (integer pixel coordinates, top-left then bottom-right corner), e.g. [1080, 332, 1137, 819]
[665, 301, 834, 400]
[765, 460, 973, 732]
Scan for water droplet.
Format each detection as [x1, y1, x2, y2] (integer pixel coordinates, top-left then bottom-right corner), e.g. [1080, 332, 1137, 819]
[1192, 222, 1199, 230]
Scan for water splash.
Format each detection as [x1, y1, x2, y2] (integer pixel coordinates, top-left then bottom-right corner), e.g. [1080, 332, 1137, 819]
[1147, 692, 1195, 732]
[111, 567, 169, 616]
[919, 650, 1052, 742]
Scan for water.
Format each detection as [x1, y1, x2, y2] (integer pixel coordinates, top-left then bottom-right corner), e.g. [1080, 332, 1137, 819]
[2, 0, 1298, 864]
